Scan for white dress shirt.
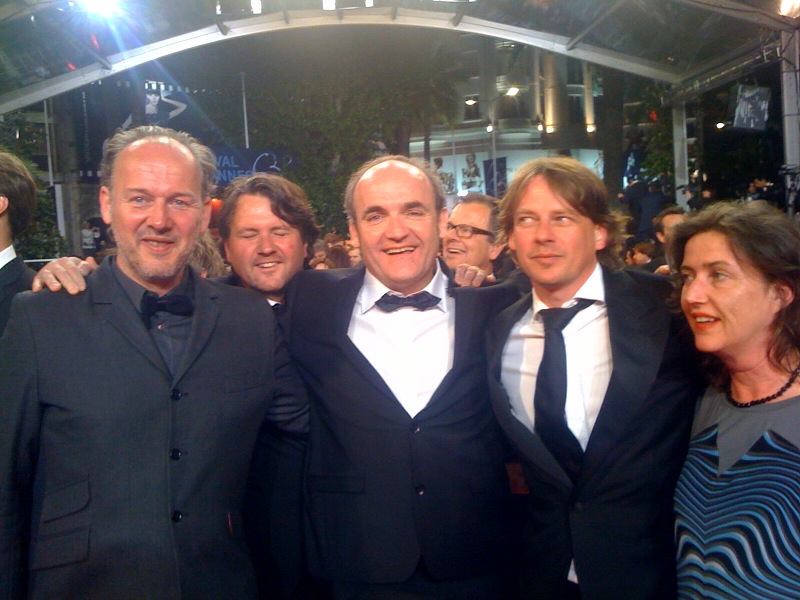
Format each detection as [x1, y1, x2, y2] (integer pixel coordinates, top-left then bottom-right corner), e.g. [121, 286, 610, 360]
[348, 265, 454, 418]
[501, 264, 612, 584]
[0, 244, 17, 271]
[501, 263, 613, 450]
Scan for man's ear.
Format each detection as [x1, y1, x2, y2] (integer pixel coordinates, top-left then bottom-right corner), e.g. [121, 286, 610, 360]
[438, 208, 448, 239]
[199, 198, 212, 233]
[489, 241, 505, 262]
[99, 187, 113, 225]
[594, 225, 608, 251]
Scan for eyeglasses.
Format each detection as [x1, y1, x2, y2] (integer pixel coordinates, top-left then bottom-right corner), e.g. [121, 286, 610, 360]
[447, 222, 494, 239]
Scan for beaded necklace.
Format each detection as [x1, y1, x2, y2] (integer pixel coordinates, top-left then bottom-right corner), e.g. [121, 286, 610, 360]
[725, 364, 800, 408]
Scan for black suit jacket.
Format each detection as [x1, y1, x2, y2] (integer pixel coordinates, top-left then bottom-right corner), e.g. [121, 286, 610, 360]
[0, 255, 36, 336]
[487, 267, 701, 600]
[282, 265, 519, 584]
[0, 260, 308, 599]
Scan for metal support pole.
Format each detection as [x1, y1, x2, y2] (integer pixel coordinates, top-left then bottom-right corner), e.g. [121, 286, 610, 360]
[241, 72, 250, 149]
[782, 29, 800, 216]
[672, 102, 689, 207]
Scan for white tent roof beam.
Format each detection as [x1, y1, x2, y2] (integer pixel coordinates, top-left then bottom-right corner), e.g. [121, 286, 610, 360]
[0, 6, 752, 115]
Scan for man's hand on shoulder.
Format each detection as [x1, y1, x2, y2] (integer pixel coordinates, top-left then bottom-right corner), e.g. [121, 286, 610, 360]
[453, 264, 496, 288]
[653, 264, 671, 277]
[31, 256, 98, 294]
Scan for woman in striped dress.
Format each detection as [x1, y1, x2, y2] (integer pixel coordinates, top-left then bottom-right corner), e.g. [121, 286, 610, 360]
[670, 201, 800, 599]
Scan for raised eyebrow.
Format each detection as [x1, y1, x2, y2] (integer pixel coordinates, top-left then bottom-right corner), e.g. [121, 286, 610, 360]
[402, 201, 429, 212]
[122, 188, 151, 197]
[359, 204, 389, 217]
[168, 192, 199, 202]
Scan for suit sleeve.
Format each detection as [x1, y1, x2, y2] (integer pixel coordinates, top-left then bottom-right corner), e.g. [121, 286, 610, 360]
[0, 298, 42, 600]
[266, 317, 309, 436]
[244, 313, 309, 599]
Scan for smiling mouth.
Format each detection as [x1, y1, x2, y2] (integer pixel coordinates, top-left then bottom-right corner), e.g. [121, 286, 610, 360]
[256, 261, 280, 269]
[386, 247, 415, 255]
[142, 239, 174, 250]
[445, 247, 465, 255]
[691, 313, 719, 328]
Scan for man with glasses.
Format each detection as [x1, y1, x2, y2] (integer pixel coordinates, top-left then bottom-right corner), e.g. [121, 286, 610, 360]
[442, 193, 505, 284]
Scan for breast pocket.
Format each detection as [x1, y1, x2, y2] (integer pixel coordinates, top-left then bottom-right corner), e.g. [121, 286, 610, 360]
[31, 478, 91, 570]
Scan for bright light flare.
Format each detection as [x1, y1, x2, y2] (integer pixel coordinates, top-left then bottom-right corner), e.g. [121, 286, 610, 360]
[780, 0, 800, 18]
[80, 0, 120, 17]
[486, 124, 494, 133]
[586, 124, 596, 133]
[506, 87, 519, 97]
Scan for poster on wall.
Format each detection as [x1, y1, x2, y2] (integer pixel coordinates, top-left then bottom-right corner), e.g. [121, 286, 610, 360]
[74, 78, 215, 183]
[432, 156, 456, 195]
[484, 157, 507, 198]
[460, 152, 484, 193]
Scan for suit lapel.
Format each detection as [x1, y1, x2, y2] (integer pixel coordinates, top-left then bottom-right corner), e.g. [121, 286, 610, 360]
[172, 274, 220, 385]
[326, 267, 398, 402]
[580, 269, 670, 484]
[488, 292, 574, 489]
[93, 262, 170, 378]
[420, 273, 467, 409]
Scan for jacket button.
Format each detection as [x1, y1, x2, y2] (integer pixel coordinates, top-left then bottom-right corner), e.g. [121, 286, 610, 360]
[415, 485, 425, 496]
[412, 425, 421, 434]
[170, 449, 182, 460]
[171, 389, 182, 401]
[171, 510, 183, 522]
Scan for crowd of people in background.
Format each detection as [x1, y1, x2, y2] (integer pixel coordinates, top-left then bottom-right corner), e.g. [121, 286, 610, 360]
[3, 127, 800, 600]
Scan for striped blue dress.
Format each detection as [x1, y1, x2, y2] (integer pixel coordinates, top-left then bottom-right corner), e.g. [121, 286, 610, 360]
[674, 389, 800, 599]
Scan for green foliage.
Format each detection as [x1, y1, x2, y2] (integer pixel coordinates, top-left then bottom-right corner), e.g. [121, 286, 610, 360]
[193, 35, 463, 235]
[625, 82, 675, 184]
[0, 111, 67, 262]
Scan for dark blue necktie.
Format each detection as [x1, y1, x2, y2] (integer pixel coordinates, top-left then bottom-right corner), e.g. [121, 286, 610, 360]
[375, 291, 440, 313]
[534, 298, 593, 483]
[140, 291, 194, 328]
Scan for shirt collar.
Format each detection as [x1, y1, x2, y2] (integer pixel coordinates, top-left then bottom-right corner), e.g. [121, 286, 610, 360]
[0, 244, 17, 271]
[358, 262, 449, 315]
[111, 256, 194, 313]
[531, 262, 606, 315]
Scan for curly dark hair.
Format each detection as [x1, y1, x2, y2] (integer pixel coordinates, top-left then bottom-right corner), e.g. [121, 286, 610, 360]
[668, 200, 800, 386]
[218, 173, 320, 261]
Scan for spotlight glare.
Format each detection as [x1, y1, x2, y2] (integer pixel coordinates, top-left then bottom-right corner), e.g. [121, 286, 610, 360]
[506, 87, 519, 97]
[780, 0, 800, 17]
[716, 122, 725, 129]
[81, 0, 120, 17]
[486, 124, 493, 133]
[545, 125, 555, 134]
[586, 124, 596, 133]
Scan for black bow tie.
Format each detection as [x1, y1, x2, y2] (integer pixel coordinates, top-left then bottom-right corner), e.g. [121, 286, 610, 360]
[140, 291, 194, 328]
[374, 291, 441, 313]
